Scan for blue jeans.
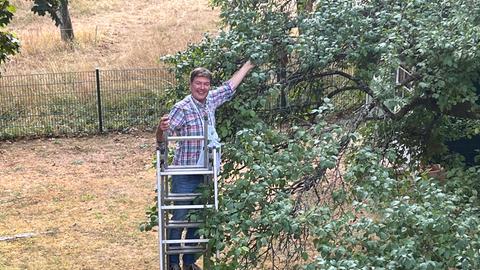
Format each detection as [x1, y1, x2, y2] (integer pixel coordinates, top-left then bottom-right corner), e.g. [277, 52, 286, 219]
[168, 174, 203, 266]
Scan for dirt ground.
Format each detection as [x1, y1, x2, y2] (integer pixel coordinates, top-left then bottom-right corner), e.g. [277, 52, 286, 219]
[0, 131, 161, 269]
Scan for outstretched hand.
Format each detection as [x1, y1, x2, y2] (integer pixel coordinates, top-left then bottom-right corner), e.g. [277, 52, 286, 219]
[244, 59, 255, 70]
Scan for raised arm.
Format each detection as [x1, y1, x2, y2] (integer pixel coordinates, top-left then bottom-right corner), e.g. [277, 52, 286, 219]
[228, 60, 255, 90]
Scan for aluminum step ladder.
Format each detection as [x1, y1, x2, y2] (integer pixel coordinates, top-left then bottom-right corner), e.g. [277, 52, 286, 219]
[156, 121, 219, 270]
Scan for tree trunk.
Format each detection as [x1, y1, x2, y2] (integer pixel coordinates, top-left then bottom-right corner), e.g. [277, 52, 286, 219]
[57, 0, 74, 42]
[277, 47, 288, 108]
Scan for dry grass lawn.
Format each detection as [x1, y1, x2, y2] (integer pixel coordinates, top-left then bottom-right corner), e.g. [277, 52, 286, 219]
[3, 0, 220, 74]
[1, 0, 222, 268]
[0, 131, 161, 269]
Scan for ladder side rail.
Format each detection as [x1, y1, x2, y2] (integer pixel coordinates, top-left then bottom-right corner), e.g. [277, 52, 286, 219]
[205, 147, 213, 206]
[203, 116, 208, 168]
[162, 132, 169, 170]
[156, 149, 165, 270]
[163, 175, 170, 270]
[212, 147, 220, 260]
[212, 147, 219, 210]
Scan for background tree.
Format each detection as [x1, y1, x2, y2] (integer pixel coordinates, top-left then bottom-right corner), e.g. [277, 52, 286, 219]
[0, 0, 19, 67]
[31, 0, 74, 42]
[143, 0, 480, 268]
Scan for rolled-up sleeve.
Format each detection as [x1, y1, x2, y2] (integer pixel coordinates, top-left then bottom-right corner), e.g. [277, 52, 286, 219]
[208, 81, 234, 110]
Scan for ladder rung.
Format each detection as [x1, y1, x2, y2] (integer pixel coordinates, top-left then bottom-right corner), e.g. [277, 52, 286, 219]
[167, 135, 205, 141]
[167, 165, 207, 169]
[165, 193, 201, 202]
[161, 204, 213, 210]
[168, 192, 202, 197]
[166, 246, 206, 255]
[163, 239, 209, 244]
[166, 220, 204, 228]
[160, 170, 213, 176]
[164, 196, 201, 202]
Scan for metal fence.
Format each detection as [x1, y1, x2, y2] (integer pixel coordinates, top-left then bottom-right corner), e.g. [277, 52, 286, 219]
[0, 68, 175, 140]
[0, 67, 366, 140]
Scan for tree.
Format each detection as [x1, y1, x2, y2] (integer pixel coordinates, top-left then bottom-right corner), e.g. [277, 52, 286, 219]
[0, 0, 19, 67]
[31, 0, 74, 42]
[143, 0, 480, 268]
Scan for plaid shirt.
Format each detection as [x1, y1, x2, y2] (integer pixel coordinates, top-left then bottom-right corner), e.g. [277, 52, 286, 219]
[168, 81, 234, 165]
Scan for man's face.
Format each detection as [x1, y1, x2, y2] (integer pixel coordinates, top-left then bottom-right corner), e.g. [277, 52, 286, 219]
[190, 76, 211, 103]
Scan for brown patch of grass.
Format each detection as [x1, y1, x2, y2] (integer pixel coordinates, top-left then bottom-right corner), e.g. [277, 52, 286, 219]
[4, 0, 220, 74]
[0, 1, 223, 268]
[0, 132, 160, 269]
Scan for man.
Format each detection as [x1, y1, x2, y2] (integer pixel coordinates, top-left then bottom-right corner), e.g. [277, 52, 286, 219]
[156, 60, 255, 270]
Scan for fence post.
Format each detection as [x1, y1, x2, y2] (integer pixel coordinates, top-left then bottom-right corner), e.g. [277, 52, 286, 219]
[95, 68, 103, 133]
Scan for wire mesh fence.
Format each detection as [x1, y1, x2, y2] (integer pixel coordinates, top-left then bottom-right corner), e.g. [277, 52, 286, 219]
[0, 67, 365, 140]
[0, 68, 174, 140]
